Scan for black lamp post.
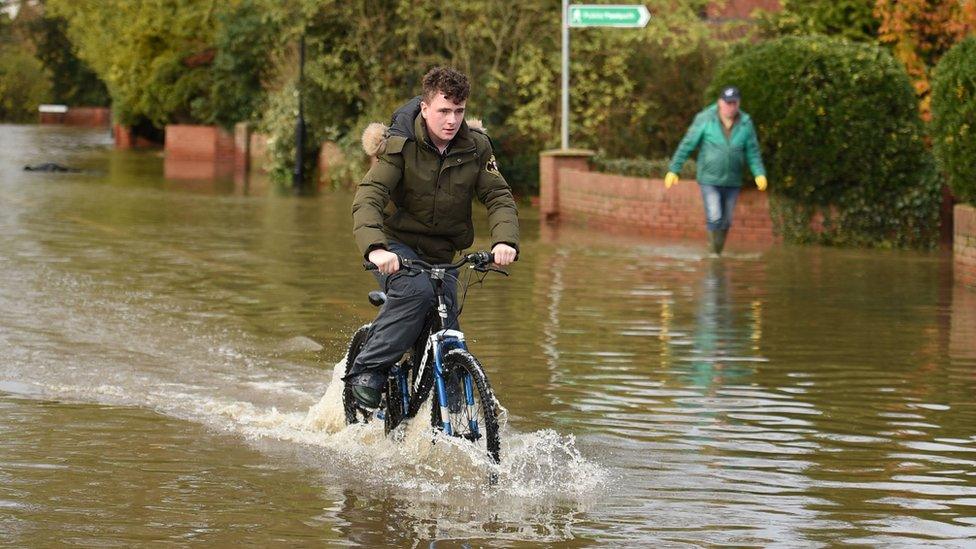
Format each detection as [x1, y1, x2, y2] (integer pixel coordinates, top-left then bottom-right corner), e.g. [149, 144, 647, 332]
[292, 32, 306, 192]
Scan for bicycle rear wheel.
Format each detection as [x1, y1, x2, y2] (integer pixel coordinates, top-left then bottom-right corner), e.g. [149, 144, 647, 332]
[343, 324, 371, 425]
[430, 349, 501, 463]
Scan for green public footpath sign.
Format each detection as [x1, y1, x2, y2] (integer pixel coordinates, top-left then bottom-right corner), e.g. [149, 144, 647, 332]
[569, 4, 651, 28]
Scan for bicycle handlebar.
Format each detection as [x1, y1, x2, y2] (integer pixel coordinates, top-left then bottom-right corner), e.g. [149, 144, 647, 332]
[364, 251, 498, 273]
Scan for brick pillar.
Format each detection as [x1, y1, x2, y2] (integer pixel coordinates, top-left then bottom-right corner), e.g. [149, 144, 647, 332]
[114, 124, 134, 149]
[249, 132, 268, 172]
[539, 149, 594, 221]
[234, 122, 251, 175]
[318, 141, 345, 189]
[954, 204, 976, 288]
[164, 124, 236, 179]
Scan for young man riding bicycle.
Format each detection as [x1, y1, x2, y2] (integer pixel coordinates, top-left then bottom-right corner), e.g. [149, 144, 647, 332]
[347, 67, 520, 410]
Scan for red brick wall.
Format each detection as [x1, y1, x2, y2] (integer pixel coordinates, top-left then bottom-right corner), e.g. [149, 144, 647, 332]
[63, 107, 111, 127]
[951, 281, 976, 360]
[539, 150, 593, 221]
[113, 124, 158, 149]
[707, 0, 780, 19]
[555, 169, 776, 244]
[164, 124, 235, 179]
[165, 124, 235, 162]
[39, 112, 64, 124]
[955, 204, 976, 288]
[39, 107, 110, 127]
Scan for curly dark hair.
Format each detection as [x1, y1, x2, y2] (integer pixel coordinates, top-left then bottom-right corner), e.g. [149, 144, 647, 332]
[422, 67, 470, 104]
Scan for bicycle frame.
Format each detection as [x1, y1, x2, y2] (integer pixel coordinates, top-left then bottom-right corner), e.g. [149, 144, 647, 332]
[375, 261, 480, 437]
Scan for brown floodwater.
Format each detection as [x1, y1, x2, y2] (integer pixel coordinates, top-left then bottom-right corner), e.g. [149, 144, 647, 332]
[2, 125, 975, 546]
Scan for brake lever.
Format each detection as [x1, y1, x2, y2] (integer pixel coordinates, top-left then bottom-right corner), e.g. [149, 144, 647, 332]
[470, 259, 509, 275]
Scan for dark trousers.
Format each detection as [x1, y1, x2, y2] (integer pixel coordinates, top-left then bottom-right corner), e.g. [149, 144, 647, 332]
[347, 241, 458, 391]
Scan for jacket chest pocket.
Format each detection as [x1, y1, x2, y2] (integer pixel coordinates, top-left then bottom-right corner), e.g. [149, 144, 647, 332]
[442, 154, 480, 198]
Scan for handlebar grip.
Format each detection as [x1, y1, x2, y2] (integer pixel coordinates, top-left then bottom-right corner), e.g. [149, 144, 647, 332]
[363, 261, 378, 271]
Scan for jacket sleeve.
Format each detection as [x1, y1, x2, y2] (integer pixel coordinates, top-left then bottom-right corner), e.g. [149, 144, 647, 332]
[352, 152, 404, 258]
[475, 145, 520, 253]
[744, 120, 766, 177]
[668, 112, 706, 174]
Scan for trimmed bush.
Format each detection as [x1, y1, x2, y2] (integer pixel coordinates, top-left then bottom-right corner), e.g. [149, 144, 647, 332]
[707, 35, 942, 248]
[931, 37, 976, 205]
[592, 156, 696, 180]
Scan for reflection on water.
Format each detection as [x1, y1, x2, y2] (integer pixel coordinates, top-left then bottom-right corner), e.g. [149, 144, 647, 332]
[2, 125, 976, 545]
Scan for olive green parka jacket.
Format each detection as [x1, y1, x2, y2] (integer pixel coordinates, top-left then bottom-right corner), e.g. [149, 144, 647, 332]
[352, 97, 519, 264]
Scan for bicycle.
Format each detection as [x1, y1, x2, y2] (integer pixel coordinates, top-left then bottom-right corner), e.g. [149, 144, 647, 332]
[342, 251, 505, 464]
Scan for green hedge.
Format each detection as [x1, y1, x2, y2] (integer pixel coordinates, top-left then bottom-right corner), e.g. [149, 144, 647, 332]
[592, 156, 696, 180]
[931, 37, 976, 205]
[707, 35, 942, 248]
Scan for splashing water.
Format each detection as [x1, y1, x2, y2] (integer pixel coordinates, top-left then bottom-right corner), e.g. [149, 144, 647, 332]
[299, 360, 610, 500]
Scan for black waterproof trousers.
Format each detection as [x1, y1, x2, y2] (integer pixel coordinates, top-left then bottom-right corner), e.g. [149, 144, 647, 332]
[346, 241, 458, 391]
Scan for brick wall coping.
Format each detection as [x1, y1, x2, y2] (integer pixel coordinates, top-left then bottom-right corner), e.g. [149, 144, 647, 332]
[540, 148, 595, 158]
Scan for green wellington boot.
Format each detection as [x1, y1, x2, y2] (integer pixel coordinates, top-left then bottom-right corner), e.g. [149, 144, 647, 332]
[707, 230, 720, 256]
[714, 229, 728, 255]
[351, 385, 381, 409]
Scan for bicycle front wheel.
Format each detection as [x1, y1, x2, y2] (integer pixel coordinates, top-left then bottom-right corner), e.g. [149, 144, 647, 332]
[431, 349, 501, 463]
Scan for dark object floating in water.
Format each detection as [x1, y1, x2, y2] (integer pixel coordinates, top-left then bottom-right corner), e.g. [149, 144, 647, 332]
[24, 163, 80, 172]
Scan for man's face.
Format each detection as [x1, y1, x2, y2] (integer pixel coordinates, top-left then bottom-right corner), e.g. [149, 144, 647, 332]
[421, 93, 466, 146]
[718, 98, 740, 119]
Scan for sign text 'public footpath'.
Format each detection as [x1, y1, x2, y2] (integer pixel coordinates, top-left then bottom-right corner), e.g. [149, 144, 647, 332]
[568, 4, 652, 28]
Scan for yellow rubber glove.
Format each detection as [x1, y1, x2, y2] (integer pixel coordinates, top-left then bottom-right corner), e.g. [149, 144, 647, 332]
[664, 172, 679, 189]
[755, 175, 768, 192]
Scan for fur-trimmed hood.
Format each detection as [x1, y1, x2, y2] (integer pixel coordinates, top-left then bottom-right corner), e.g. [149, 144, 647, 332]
[361, 95, 485, 157]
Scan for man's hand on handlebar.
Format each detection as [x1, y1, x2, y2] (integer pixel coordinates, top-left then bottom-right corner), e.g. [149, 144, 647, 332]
[367, 248, 400, 274]
[490, 243, 517, 267]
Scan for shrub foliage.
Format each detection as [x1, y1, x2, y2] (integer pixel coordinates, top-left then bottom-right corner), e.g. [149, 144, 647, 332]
[707, 35, 941, 248]
[931, 37, 976, 205]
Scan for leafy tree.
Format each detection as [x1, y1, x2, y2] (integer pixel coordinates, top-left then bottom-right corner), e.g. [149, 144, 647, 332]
[48, 0, 279, 128]
[0, 45, 52, 121]
[931, 37, 976, 203]
[756, 0, 878, 42]
[23, 7, 109, 106]
[875, 0, 976, 113]
[209, 0, 285, 128]
[48, 0, 217, 126]
[0, 1, 52, 121]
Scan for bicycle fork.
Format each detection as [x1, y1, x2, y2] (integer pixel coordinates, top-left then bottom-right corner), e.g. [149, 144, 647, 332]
[431, 330, 480, 438]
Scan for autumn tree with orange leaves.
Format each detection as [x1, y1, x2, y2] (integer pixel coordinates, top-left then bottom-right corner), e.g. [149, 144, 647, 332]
[874, 0, 976, 116]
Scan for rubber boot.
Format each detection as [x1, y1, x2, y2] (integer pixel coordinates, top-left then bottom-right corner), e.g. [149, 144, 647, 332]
[714, 229, 728, 255]
[707, 230, 720, 257]
[351, 385, 381, 409]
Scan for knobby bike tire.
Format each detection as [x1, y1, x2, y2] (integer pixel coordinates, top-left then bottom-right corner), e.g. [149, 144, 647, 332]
[384, 373, 404, 435]
[343, 324, 371, 425]
[430, 349, 501, 463]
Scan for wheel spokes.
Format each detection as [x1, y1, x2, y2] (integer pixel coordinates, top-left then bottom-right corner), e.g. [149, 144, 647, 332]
[444, 372, 483, 442]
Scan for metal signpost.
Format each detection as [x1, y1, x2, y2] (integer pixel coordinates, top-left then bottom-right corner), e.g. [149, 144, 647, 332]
[561, 3, 651, 149]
